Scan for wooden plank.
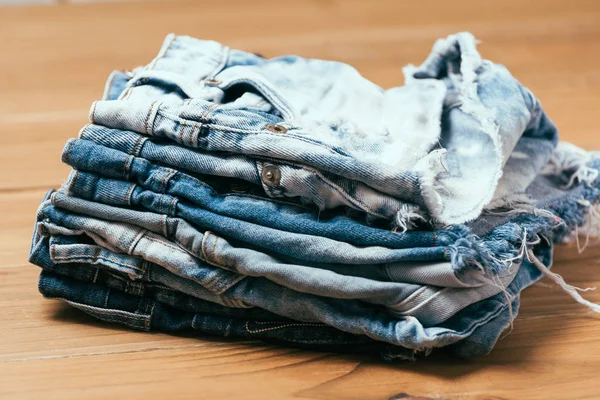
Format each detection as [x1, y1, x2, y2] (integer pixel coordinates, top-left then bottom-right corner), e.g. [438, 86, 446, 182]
[0, 190, 49, 266]
[0, 259, 599, 399]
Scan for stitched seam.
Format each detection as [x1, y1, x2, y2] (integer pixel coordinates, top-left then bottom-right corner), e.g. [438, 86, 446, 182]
[168, 197, 177, 216]
[209, 233, 219, 264]
[116, 87, 130, 101]
[245, 321, 327, 334]
[145, 301, 156, 330]
[89, 101, 98, 123]
[49, 243, 56, 260]
[205, 234, 244, 291]
[122, 155, 132, 180]
[77, 123, 91, 139]
[156, 109, 338, 154]
[161, 215, 168, 238]
[312, 172, 389, 220]
[195, 103, 220, 146]
[53, 253, 144, 272]
[125, 184, 136, 205]
[103, 73, 117, 100]
[207, 124, 337, 151]
[221, 192, 311, 210]
[353, 317, 381, 342]
[432, 300, 506, 339]
[198, 103, 219, 124]
[244, 153, 401, 219]
[200, 231, 212, 262]
[206, 45, 229, 78]
[131, 135, 146, 156]
[148, 34, 176, 71]
[251, 320, 323, 326]
[189, 123, 200, 149]
[201, 272, 228, 292]
[201, 104, 220, 123]
[159, 169, 177, 194]
[62, 139, 77, 165]
[127, 229, 148, 255]
[124, 87, 134, 101]
[199, 232, 244, 292]
[104, 287, 110, 308]
[145, 101, 158, 134]
[92, 247, 100, 263]
[178, 117, 187, 144]
[143, 236, 186, 254]
[158, 215, 165, 238]
[66, 170, 79, 196]
[220, 77, 291, 119]
[62, 299, 149, 323]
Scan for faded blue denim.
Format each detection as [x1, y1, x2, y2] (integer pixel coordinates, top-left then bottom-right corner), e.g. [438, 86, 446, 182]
[88, 33, 558, 227]
[31, 191, 554, 357]
[28, 32, 600, 359]
[40, 193, 520, 325]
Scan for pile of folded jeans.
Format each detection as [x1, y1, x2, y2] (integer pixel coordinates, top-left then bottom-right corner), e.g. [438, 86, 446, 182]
[30, 32, 600, 360]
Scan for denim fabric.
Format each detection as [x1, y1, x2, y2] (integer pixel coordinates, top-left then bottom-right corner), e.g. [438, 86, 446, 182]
[102, 70, 133, 102]
[88, 33, 557, 226]
[45, 158, 600, 325]
[28, 32, 600, 359]
[30, 223, 541, 359]
[41, 190, 527, 325]
[35, 241, 286, 321]
[62, 138, 498, 284]
[31, 228, 253, 311]
[38, 270, 407, 356]
[32, 193, 552, 355]
[35, 265, 538, 359]
[64, 136, 442, 250]
[64, 132, 597, 275]
[30, 215, 552, 358]
[76, 125, 436, 239]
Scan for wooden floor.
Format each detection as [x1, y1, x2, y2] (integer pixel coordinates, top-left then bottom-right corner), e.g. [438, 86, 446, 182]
[1, 1, 600, 398]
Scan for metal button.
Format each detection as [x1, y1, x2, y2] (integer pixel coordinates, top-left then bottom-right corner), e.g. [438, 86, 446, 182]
[203, 78, 222, 86]
[261, 164, 281, 186]
[266, 124, 287, 134]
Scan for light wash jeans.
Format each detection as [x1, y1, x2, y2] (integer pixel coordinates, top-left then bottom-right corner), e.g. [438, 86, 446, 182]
[89, 33, 558, 227]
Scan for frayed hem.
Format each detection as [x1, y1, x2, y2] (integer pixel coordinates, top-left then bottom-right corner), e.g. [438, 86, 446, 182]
[541, 142, 599, 189]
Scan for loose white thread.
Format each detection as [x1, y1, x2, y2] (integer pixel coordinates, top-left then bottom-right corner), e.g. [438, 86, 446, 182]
[393, 205, 427, 233]
[526, 247, 600, 314]
[575, 199, 600, 254]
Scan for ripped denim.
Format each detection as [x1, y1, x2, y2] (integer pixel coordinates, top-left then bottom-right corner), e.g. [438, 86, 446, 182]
[28, 32, 600, 359]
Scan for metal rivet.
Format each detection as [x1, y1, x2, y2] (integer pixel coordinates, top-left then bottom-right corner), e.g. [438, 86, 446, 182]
[266, 124, 287, 134]
[261, 164, 281, 186]
[203, 78, 222, 86]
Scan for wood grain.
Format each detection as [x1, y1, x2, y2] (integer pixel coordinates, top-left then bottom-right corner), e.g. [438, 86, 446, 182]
[1, 1, 599, 398]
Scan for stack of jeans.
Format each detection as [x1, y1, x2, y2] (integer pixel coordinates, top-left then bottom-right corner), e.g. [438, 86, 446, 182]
[29, 32, 600, 360]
